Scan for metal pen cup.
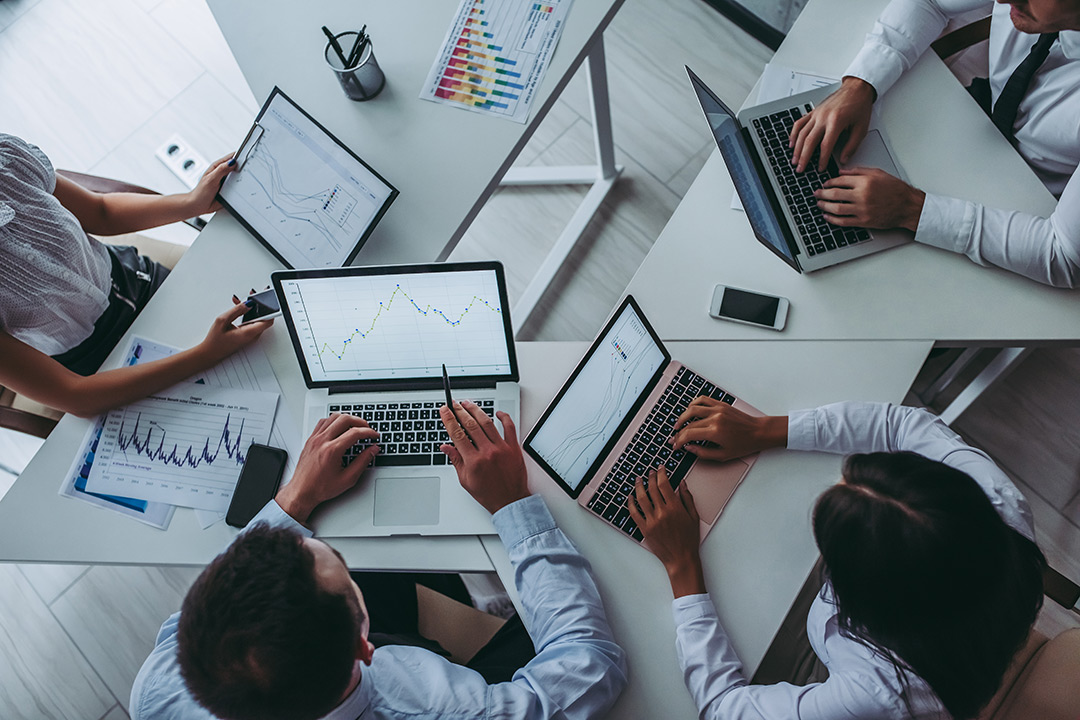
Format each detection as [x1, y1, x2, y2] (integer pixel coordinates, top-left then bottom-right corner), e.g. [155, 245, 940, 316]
[325, 31, 385, 101]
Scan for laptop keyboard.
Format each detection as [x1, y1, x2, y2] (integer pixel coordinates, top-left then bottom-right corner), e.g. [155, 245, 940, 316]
[752, 104, 870, 257]
[586, 366, 736, 543]
[328, 400, 495, 467]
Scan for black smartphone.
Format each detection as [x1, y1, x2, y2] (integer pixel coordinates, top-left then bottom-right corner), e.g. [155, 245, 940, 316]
[226, 444, 288, 528]
[240, 288, 282, 325]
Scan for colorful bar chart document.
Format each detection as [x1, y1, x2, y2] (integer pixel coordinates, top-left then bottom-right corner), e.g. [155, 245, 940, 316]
[84, 385, 278, 513]
[420, 0, 574, 123]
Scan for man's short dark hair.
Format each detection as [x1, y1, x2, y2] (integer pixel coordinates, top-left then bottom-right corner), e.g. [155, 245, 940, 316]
[177, 523, 364, 720]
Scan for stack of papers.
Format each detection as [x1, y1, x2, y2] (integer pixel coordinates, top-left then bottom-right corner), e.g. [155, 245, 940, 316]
[59, 337, 300, 530]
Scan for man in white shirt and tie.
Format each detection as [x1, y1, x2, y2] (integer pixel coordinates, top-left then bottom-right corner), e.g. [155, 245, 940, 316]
[789, 0, 1080, 287]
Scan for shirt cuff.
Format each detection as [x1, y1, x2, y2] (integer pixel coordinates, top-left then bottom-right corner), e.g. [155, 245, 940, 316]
[672, 594, 716, 624]
[843, 42, 904, 98]
[786, 408, 819, 452]
[491, 495, 556, 549]
[914, 192, 975, 255]
[247, 499, 314, 538]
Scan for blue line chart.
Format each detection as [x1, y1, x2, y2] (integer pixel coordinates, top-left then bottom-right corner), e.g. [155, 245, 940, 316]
[116, 412, 249, 468]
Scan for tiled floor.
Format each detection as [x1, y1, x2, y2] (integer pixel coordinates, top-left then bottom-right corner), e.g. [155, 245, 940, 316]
[0, 0, 1077, 717]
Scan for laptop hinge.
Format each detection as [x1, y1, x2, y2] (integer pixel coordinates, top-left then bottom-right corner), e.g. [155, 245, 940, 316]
[328, 379, 499, 395]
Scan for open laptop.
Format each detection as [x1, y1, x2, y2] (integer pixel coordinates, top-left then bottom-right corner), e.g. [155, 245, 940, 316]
[524, 296, 760, 549]
[686, 66, 910, 273]
[272, 261, 520, 537]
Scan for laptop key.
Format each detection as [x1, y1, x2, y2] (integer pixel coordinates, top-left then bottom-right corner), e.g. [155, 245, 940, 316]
[373, 454, 432, 467]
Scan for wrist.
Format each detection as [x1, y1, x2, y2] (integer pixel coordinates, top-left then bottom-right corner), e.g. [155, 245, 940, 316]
[666, 554, 706, 598]
[754, 415, 789, 450]
[840, 75, 877, 103]
[904, 187, 925, 233]
[275, 482, 318, 525]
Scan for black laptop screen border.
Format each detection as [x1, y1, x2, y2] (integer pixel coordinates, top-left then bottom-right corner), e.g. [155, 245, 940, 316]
[272, 261, 519, 392]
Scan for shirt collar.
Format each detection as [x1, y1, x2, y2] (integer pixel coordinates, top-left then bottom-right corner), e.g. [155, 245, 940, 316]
[321, 662, 373, 720]
[1060, 30, 1080, 60]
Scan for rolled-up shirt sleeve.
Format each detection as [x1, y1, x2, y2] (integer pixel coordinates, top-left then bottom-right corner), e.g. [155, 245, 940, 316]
[915, 167, 1080, 286]
[842, 0, 988, 96]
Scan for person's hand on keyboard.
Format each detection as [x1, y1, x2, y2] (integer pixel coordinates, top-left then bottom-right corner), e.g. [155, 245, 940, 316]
[670, 398, 787, 463]
[439, 400, 529, 514]
[627, 467, 705, 598]
[815, 167, 925, 232]
[789, 76, 876, 172]
[276, 414, 380, 524]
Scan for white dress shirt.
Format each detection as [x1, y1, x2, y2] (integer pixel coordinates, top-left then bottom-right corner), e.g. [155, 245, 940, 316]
[843, 0, 1080, 287]
[671, 402, 1034, 719]
[130, 495, 628, 720]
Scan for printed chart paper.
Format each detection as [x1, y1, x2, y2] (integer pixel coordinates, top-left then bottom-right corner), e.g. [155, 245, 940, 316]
[420, 0, 574, 123]
[85, 385, 278, 513]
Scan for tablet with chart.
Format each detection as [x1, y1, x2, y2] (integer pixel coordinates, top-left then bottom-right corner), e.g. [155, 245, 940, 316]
[218, 88, 398, 268]
[276, 267, 514, 384]
[84, 385, 279, 513]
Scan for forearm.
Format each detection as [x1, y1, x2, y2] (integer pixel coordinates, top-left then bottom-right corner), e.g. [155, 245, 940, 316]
[86, 191, 201, 236]
[915, 191, 1080, 287]
[2, 341, 220, 418]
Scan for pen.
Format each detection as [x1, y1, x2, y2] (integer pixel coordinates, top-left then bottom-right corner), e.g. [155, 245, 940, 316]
[442, 363, 454, 409]
[346, 25, 368, 68]
[322, 25, 349, 67]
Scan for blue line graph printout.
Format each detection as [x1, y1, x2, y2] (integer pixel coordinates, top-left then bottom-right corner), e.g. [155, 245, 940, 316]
[219, 92, 394, 268]
[84, 385, 279, 513]
[528, 303, 666, 492]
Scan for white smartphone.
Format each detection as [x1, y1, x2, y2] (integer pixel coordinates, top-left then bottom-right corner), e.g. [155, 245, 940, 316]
[239, 288, 282, 325]
[709, 284, 789, 331]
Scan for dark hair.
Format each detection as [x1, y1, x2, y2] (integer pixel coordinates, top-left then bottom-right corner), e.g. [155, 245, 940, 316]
[813, 452, 1045, 719]
[177, 524, 363, 720]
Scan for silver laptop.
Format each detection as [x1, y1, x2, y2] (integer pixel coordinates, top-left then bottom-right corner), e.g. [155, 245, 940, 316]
[524, 296, 760, 550]
[272, 262, 520, 537]
[687, 66, 910, 273]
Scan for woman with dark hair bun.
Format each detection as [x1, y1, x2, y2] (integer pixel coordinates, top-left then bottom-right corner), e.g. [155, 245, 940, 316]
[629, 400, 1045, 719]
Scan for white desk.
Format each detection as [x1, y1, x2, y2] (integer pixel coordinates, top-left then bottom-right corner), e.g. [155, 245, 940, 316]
[489, 339, 932, 719]
[625, 0, 1080, 344]
[206, 0, 625, 330]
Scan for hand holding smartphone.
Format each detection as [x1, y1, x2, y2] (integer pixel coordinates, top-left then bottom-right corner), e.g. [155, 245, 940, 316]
[239, 288, 282, 325]
[709, 284, 789, 331]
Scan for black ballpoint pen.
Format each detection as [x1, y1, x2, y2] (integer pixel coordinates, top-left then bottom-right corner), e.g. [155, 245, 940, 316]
[442, 363, 454, 409]
[322, 25, 349, 67]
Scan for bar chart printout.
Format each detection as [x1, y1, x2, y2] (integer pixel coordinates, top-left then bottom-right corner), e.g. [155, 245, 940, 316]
[84, 385, 279, 513]
[420, 0, 574, 123]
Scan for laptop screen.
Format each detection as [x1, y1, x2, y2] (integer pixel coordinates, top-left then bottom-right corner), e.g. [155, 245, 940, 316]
[273, 263, 517, 388]
[686, 69, 796, 266]
[525, 297, 668, 496]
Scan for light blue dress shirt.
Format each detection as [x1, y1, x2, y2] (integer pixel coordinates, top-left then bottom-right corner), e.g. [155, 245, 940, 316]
[130, 494, 627, 720]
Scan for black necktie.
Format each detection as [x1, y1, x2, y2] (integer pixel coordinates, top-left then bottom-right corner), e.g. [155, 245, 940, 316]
[991, 32, 1058, 144]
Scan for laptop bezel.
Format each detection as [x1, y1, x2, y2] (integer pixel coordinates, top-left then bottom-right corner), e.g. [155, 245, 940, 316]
[216, 86, 399, 269]
[272, 261, 519, 392]
[523, 295, 671, 499]
[685, 66, 805, 273]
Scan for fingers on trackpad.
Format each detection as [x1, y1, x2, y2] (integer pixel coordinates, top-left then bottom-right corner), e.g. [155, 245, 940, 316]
[373, 476, 441, 526]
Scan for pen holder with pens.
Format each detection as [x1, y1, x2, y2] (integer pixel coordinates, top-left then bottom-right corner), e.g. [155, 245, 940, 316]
[325, 29, 385, 101]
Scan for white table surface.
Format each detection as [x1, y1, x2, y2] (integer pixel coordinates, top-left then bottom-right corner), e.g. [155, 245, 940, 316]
[625, 0, 1080, 344]
[486, 338, 932, 719]
[205, 0, 623, 267]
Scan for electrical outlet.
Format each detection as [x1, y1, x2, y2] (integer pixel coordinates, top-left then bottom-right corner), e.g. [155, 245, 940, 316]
[155, 135, 209, 190]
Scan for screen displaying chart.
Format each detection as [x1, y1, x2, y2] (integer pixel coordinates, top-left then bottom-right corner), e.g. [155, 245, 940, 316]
[84, 385, 279, 513]
[219, 91, 395, 268]
[280, 269, 513, 383]
[529, 304, 666, 491]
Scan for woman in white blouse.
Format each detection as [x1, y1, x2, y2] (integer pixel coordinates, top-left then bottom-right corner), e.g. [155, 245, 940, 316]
[630, 400, 1045, 719]
[0, 134, 270, 417]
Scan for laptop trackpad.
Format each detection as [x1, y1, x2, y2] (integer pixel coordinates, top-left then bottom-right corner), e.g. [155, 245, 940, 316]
[841, 129, 900, 177]
[373, 477, 441, 526]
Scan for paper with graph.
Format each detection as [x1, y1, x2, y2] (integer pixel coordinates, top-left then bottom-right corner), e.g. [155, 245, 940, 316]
[420, 0, 574, 123]
[84, 385, 279, 512]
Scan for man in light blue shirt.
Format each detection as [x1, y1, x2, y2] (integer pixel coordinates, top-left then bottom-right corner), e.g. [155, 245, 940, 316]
[131, 401, 627, 720]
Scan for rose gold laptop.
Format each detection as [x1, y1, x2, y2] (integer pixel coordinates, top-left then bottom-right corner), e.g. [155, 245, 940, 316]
[524, 296, 760, 549]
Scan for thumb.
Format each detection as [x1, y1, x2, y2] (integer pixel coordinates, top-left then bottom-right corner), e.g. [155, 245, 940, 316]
[680, 482, 700, 522]
[441, 444, 464, 470]
[354, 443, 381, 472]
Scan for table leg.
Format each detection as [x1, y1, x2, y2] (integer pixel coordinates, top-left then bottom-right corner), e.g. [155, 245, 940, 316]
[503, 35, 625, 336]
